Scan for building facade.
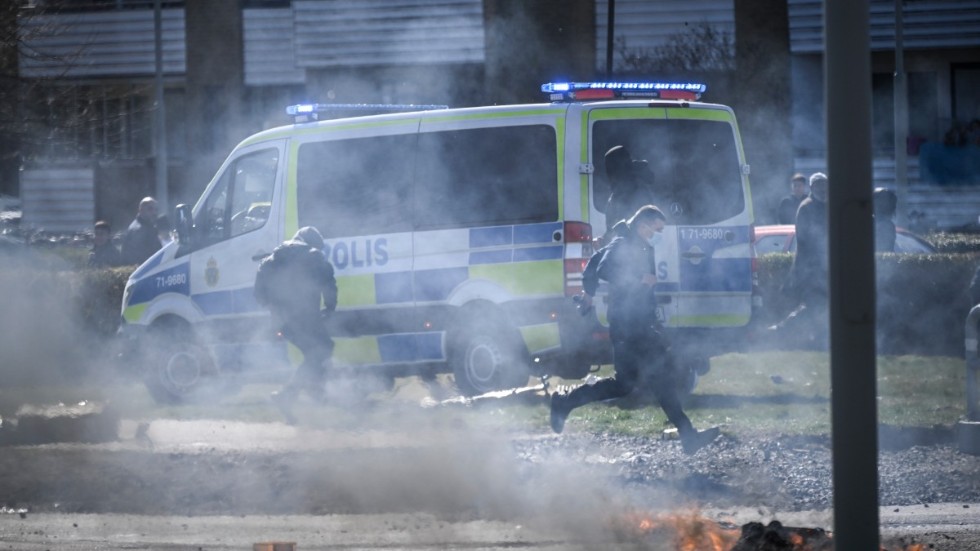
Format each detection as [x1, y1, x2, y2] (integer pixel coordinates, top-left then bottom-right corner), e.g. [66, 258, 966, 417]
[7, 0, 980, 232]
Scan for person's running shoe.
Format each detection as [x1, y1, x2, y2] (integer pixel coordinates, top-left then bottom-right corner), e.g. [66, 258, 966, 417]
[549, 393, 570, 434]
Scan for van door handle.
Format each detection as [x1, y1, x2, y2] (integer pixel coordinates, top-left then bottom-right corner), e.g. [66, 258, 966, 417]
[252, 251, 272, 262]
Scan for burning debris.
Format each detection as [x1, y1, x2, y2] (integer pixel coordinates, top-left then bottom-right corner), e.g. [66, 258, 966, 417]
[731, 520, 832, 550]
[607, 511, 931, 551]
[252, 543, 296, 551]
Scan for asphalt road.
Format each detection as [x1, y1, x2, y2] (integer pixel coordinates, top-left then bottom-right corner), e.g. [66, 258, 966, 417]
[3, 504, 980, 550]
[2, 419, 980, 550]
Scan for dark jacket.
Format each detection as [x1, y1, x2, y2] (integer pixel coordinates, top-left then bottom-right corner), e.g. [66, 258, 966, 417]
[791, 195, 828, 301]
[875, 217, 896, 252]
[120, 215, 162, 266]
[254, 241, 337, 325]
[583, 221, 630, 297]
[778, 194, 806, 225]
[596, 229, 659, 339]
[89, 242, 122, 268]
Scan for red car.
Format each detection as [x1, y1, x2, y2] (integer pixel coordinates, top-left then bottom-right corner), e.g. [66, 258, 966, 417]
[753, 224, 935, 255]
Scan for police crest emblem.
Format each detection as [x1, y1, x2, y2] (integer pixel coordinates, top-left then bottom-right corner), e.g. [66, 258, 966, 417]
[205, 257, 219, 287]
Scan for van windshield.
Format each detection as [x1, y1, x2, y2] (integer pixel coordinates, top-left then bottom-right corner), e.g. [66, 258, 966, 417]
[592, 117, 745, 226]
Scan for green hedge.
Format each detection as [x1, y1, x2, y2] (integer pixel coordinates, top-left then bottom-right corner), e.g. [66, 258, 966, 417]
[0, 264, 133, 384]
[924, 232, 980, 254]
[756, 251, 979, 356]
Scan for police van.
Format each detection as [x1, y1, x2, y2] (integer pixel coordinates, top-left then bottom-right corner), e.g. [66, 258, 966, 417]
[120, 81, 758, 403]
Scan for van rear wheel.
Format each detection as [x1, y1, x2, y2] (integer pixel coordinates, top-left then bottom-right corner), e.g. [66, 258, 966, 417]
[450, 324, 530, 396]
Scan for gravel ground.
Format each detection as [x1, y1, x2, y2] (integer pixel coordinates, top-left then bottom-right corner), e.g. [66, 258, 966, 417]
[516, 430, 980, 511]
[2, 419, 980, 549]
[2, 422, 979, 515]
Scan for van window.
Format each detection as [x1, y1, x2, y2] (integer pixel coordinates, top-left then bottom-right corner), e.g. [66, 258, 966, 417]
[592, 118, 744, 225]
[415, 125, 558, 230]
[297, 134, 416, 238]
[197, 148, 278, 247]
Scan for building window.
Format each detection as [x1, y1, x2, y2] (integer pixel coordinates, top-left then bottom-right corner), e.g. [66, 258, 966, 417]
[23, 83, 160, 161]
[952, 64, 980, 127]
[415, 125, 558, 230]
[871, 72, 939, 153]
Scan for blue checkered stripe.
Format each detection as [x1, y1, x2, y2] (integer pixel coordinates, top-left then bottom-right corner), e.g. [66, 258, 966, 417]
[368, 222, 564, 365]
[373, 222, 564, 305]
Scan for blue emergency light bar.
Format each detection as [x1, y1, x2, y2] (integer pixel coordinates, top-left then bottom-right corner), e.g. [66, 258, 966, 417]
[540, 81, 707, 102]
[286, 103, 449, 123]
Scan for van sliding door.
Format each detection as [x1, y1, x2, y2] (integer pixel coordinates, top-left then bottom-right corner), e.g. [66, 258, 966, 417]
[294, 124, 419, 368]
[414, 114, 562, 359]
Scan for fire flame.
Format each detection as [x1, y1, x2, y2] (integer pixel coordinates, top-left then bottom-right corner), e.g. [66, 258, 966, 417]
[611, 510, 739, 551]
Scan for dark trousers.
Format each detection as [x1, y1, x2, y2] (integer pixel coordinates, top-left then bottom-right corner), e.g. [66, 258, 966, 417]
[563, 328, 694, 435]
[280, 313, 334, 398]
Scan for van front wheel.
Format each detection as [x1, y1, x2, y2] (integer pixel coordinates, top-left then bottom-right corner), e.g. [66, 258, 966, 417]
[144, 328, 222, 404]
[450, 325, 530, 396]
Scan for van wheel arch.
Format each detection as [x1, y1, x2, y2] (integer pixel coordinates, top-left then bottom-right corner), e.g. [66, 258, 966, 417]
[447, 302, 530, 396]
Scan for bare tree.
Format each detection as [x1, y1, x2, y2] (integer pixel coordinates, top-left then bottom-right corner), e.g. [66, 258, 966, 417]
[0, 1, 25, 196]
[1, 2, 157, 196]
[0, 1, 83, 194]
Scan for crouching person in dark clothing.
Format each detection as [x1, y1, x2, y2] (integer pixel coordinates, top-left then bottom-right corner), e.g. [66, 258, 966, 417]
[549, 205, 720, 454]
[255, 226, 337, 424]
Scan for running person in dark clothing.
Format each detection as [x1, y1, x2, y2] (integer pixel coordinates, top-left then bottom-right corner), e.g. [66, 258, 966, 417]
[255, 226, 337, 424]
[549, 205, 720, 454]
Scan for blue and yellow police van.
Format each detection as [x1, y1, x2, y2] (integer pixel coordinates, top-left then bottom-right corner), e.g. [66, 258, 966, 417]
[119, 81, 759, 403]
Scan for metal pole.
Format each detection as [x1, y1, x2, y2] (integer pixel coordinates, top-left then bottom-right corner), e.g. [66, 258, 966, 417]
[894, 0, 908, 227]
[153, 0, 169, 211]
[825, 0, 880, 549]
[605, 0, 615, 78]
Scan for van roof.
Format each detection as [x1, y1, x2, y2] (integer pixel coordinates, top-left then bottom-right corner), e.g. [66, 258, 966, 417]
[240, 99, 734, 148]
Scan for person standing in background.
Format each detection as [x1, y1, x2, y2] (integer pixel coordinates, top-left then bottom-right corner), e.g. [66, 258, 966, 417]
[770, 172, 830, 347]
[873, 187, 897, 253]
[602, 145, 657, 239]
[777, 173, 810, 225]
[89, 220, 122, 267]
[121, 197, 162, 265]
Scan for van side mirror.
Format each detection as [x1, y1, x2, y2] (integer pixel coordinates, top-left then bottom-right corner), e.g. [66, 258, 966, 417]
[174, 204, 195, 248]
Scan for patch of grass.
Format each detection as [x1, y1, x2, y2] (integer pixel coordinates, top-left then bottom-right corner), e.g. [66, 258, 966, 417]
[0, 352, 967, 439]
[877, 354, 966, 426]
[527, 351, 967, 437]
